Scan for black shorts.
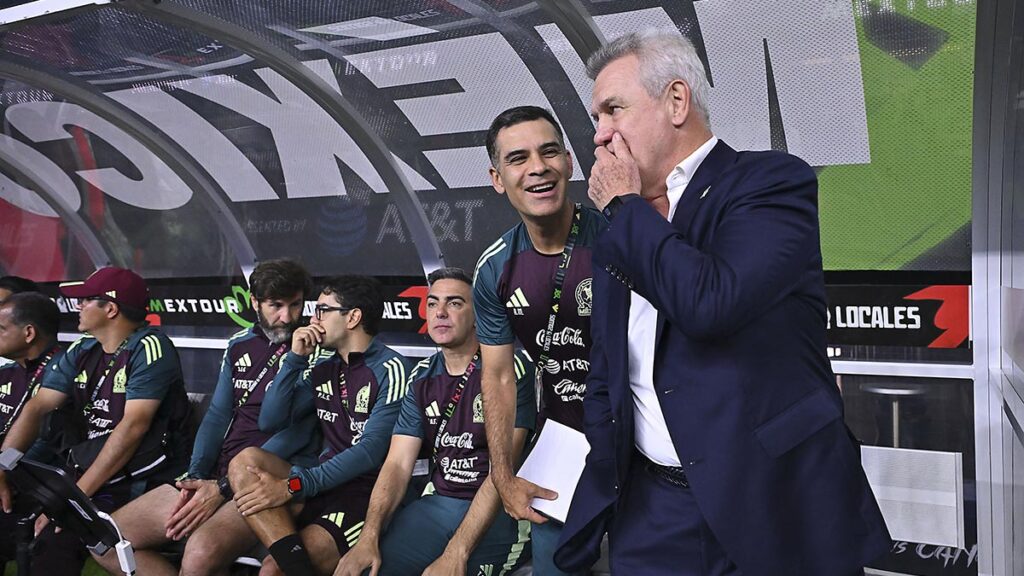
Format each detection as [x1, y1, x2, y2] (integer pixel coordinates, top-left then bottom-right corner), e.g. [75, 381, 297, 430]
[296, 478, 374, 554]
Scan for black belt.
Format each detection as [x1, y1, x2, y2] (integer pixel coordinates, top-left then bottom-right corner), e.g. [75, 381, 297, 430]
[637, 450, 689, 488]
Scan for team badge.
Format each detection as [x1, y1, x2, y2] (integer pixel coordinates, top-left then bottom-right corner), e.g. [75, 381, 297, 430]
[575, 278, 592, 317]
[472, 393, 484, 423]
[354, 384, 371, 413]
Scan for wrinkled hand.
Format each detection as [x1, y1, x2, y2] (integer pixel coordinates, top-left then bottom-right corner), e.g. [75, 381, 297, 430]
[291, 325, 325, 356]
[422, 551, 466, 576]
[589, 132, 641, 210]
[334, 539, 381, 576]
[234, 465, 290, 516]
[165, 479, 223, 540]
[494, 476, 557, 524]
[0, 472, 12, 513]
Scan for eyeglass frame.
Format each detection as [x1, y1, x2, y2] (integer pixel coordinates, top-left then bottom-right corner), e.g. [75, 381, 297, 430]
[77, 295, 114, 308]
[314, 304, 354, 321]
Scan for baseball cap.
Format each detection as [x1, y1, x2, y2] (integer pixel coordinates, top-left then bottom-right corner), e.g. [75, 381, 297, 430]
[60, 267, 149, 311]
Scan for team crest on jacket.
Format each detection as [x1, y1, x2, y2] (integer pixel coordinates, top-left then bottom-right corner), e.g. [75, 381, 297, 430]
[472, 393, 484, 423]
[112, 367, 128, 393]
[576, 278, 592, 317]
[354, 384, 371, 413]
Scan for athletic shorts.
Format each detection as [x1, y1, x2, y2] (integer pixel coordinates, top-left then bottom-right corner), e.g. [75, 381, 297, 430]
[295, 478, 374, 553]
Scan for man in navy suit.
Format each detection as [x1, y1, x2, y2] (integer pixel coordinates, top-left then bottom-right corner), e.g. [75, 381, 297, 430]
[555, 31, 890, 575]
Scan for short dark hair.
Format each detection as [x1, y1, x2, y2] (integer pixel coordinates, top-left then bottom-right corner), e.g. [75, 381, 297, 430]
[320, 275, 385, 336]
[426, 267, 472, 288]
[485, 106, 565, 167]
[0, 276, 39, 295]
[96, 300, 148, 324]
[249, 259, 313, 302]
[2, 292, 59, 339]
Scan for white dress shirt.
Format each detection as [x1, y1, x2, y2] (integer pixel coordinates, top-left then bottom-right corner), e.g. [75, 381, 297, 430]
[628, 136, 718, 466]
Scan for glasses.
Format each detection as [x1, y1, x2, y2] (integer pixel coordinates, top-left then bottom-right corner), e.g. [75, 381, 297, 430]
[77, 296, 112, 309]
[314, 304, 353, 321]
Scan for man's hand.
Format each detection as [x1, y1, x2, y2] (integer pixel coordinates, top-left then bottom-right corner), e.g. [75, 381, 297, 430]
[422, 551, 467, 576]
[234, 465, 290, 516]
[34, 513, 58, 537]
[494, 475, 557, 524]
[291, 325, 325, 356]
[0, 472, 12, 513]
[589, 132, 642, 210]
[165, 479, 223, 540]
[334, 539, 382, 576]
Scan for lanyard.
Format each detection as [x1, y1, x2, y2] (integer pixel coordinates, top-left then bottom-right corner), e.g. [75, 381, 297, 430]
[536, 204, 582, 391]
[0, 345, 59, 436]
[84, 336, 132, 417]
[236, 343, 287, 408]
[432, 350, 480, 459]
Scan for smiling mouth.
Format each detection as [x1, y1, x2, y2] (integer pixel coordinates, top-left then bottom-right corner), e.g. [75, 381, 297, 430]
[526, 183, 557, 194]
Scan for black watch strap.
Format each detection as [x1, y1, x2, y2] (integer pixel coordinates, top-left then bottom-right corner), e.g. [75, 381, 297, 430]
[217, 476, 233, 500]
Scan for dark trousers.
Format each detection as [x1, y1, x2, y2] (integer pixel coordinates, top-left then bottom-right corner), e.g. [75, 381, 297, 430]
[608, 455, 741, 576]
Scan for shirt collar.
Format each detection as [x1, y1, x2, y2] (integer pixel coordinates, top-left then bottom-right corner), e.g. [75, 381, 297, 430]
[665, 135, 718, 221]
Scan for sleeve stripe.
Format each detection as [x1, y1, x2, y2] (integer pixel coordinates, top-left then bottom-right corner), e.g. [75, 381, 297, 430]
[514, 355, 525, 380]
[473, 238, 506, 281]
[141, 335, 163, 365]
[383, 358, 407, 403]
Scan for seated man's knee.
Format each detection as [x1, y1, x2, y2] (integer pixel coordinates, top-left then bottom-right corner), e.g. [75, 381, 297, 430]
[228, 447, 266, 486]
[181, 533, 229, 574]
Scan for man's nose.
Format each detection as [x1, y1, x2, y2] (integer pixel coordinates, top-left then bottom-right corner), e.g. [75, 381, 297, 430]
[594, 122, 613, 147]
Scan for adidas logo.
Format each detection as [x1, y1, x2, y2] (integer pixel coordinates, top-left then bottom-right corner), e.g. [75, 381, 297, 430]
[425, 400, 440, 418]
[75, 370, 88, 388]
[234, 353, 252, 370]
[105, 290, 117, 299]
[316, 382, 332, 397]
[322, 512, 345, 528]
[0, 382, 10, 396]
[505, 288, 529, 316]
[345, 521, 364, 549]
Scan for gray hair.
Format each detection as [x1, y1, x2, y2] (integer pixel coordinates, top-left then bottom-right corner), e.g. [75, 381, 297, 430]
[586, 31, 711, 127]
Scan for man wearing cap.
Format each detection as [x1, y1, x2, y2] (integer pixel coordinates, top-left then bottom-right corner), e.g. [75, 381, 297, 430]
[0, 266, 191, 576]
[0, 292, 65, 567]
[93, 259, 320, 576]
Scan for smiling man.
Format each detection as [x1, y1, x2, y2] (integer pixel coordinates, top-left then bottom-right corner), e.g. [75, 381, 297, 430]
[336, 267, 533, 576]
[227, 275, 410, 576]
[93, 259, 318, 576]
[473, 106, 603, 575]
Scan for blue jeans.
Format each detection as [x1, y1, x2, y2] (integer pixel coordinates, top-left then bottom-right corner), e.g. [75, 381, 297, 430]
[532, 519, 589, 576]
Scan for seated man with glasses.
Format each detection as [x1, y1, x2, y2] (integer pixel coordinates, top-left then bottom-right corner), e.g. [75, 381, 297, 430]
[336, 267, 533, 576]
[228, 275, 412, 576]
[0, 267, 191, 576]
[93, 259, 319, 576]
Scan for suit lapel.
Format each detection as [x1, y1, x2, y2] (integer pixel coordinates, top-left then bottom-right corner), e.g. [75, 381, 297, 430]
[656, 141, 737, 348]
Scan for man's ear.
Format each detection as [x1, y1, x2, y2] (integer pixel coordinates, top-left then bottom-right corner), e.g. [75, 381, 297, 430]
[250, 295, 260, 312]
[667, 79, 692, 128]
[347, 308, 363, 331]
[23, 324, 36, 346]
[489, 166, 507, 196]
[105, 302, 121, 320]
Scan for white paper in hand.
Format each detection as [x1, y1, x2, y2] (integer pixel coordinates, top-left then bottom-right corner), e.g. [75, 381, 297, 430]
[516, 419, 590, 523]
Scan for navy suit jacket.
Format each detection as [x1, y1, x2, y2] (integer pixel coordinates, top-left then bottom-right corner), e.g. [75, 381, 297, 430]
[555, 141, 890, 575]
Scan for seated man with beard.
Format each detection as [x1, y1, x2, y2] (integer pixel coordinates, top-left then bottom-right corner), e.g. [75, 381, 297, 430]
[94, 259, 318, 576]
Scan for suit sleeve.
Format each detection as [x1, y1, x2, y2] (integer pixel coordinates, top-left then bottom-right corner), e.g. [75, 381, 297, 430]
[598, 155, 819, 340]
[581, 282, 614, 461]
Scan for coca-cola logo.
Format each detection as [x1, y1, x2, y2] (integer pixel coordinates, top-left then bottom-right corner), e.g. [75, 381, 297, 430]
[535, 327, 585, 348]
[439, 431, 475, 449]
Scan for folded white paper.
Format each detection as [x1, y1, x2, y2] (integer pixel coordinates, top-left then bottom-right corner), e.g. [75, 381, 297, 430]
[517, 419, 591, 522]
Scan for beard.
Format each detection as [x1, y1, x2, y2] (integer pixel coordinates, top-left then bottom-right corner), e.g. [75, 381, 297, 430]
[257, 310, 299, 344]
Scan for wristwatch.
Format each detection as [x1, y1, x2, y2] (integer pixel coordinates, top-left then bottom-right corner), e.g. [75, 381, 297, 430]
[286, 474, 303, 496]
[217, 476, 233, 500]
